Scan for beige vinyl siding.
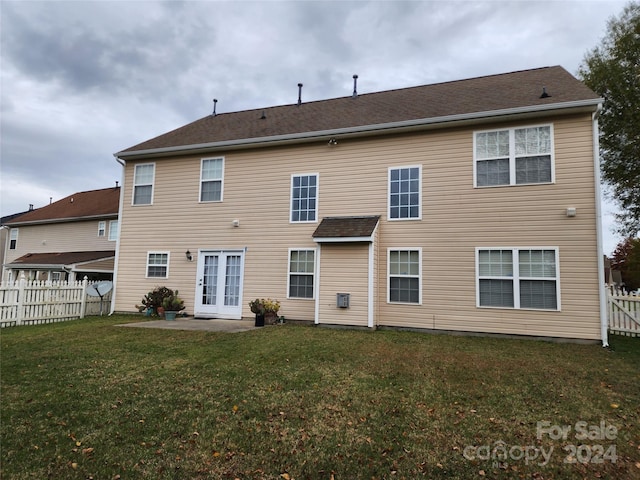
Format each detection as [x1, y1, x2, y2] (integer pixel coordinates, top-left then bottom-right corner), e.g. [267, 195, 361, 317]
[115, 112, 600, 340]
[4, 220, 118, 265]
[317, 243, 369, 326]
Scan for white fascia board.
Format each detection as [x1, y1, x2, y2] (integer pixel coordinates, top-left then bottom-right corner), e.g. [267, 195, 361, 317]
[313, 236, 374, 243]
[115, 98, 603, 160]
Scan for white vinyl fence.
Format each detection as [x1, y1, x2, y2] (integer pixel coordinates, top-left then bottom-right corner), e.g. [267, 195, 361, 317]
[0, 277, 112, 327]
[607, 286, 640, 337]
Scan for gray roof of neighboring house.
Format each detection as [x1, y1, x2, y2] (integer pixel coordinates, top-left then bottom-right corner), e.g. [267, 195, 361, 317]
[118, 66, 600, 156]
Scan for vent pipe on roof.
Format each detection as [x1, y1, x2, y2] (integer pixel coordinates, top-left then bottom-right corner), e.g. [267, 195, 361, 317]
[29, 204, 34, 211]
[260, 110, 266, 120]
[540, 87, 551, 99]
[115, 181, 119, 189]
[352, 74, 359, 98]
[297, 83, 303, 106]
[212, 98, 218, 116]
[49, 197, 52, 205]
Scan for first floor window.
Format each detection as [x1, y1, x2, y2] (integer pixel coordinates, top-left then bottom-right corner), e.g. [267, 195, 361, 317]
[147, 252, 169, 278]
[9, 229, 18, 249]
[108, 220, 119, 241]
[133, 163, 155, 205]
[388, 249, 421, 303]
[288, 249, 315, 298]
[98, 221, 106, 237]
[477, 248, 559, 310]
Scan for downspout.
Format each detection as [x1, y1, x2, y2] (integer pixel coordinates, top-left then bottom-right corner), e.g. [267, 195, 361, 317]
[592, 103, 608, 347]
[109, 155, 126, 315]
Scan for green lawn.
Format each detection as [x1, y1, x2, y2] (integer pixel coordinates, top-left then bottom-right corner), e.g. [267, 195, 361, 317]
[1, 316, 638, 479]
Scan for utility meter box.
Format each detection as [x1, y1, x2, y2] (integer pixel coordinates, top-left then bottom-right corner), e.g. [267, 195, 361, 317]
[336, 293, 350, 308]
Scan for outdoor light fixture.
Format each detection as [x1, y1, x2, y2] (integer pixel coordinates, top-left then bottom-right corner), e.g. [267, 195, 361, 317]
[328, 137, 338, 146]
[185, 250, 193, 261]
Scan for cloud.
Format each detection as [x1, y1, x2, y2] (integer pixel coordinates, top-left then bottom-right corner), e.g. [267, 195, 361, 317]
[0, 0, 629, 261]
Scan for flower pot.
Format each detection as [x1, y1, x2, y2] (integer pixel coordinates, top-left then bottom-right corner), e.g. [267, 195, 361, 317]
[255, 313, 265, 327]
[164, 311, 177, 321]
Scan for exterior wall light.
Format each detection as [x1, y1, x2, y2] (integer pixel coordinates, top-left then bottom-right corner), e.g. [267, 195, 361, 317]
[185, 250, 193, 261]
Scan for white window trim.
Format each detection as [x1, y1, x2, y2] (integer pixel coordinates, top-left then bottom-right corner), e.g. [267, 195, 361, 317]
[475, 247, 561, 310]
[287, 248, 317, 300]
[98, 221, 106, 237]
[146, 251, 170, 279]
[108, 220, 118, 241]
[388, 165, 422, 221]
[132, 163, 155, 206]
[290, 173, 319, 224]
[199, 157, 225, 203]
[9, 229, 18, 250]
[473, 124, 555, 188]
[387, 247, 422, 305]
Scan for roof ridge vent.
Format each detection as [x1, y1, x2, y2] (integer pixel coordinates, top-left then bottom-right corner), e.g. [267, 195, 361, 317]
[297, 83, 303, 106]
[212, 98, 218, 116]
[352, 74, 358, 98]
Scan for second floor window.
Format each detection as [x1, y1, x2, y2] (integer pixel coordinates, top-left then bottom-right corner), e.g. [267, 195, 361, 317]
[133, 163, 155, 205]
[108, 220, 119, 241]
[98, 221, 106, 237]
[291, 174, 318, 222]
[389, 166, 421, 220]
[9, 229, 18, 249]
[200, 157, 224, 202]
[475, 125, 553, 187]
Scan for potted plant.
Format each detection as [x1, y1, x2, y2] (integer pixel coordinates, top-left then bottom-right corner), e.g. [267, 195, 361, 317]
[249, 298, 280, 326]
[162, 291, 185, 321]
[137, 286, 175, 317]
[249, 299, 266, 326]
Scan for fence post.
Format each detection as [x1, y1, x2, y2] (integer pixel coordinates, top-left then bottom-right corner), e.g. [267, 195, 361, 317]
[80, 276, 88, 319]
[17, 273, 26, 326]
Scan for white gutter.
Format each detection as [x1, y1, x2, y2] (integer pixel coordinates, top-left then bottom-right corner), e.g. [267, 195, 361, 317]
[115, 98, 602, 160]
[592, 103, 608, 347]
[6, 213, 118, 227]
[109, 157, 126, 316]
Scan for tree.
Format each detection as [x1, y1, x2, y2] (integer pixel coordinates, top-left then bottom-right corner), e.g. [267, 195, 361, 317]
[611, 237, 640, 291]
[578, 2, 640, 237]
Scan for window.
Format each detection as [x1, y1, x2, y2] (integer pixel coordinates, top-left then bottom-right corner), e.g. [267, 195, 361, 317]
[477, 248, 559, 310]
[108, 220, 118, 241]
[291, 174, 318, 222]
[389, 166, 421, 220]
[288, 249, 315, 298]
[200, 157, 224, 202]
[9, 229, 18, 250]
[388, 249, 421, 303]
[474, 125, 553, 187]
[98, 221, 106, 237]
[146, 252, 169, 278]
[51, 272, 62, 282]
[133, 163, 155, 205]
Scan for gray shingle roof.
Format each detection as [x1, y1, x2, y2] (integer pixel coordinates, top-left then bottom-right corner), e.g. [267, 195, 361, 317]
[120, 66, 599, 155]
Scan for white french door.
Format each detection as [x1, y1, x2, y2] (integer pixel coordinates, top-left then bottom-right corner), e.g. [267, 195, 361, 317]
[195, 250, 244, 319]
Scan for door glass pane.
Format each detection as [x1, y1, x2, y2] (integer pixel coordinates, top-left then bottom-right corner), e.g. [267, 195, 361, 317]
[224, 255, 241, 306]
[202, 255, 218, 305]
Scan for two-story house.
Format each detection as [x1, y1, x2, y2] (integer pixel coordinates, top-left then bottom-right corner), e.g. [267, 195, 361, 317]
[113, 66, 607, 343]
[2, 187, 120, 283]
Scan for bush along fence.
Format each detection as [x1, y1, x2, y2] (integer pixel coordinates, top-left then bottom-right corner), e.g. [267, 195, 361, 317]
[0, 277, 112, 327]
[607, 285, 640, 337]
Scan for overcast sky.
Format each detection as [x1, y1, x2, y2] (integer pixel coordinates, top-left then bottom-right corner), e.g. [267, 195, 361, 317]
[0, 0, 628, 253]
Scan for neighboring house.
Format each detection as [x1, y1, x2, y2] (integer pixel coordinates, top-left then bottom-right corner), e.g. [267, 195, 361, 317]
[1, 208, 33, 277]
[113, 66, 607, 343]
[2, 187, 120, 283]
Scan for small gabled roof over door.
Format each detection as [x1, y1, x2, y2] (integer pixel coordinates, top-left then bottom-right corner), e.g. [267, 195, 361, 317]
[312, 216, 380, 243]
